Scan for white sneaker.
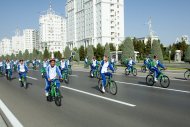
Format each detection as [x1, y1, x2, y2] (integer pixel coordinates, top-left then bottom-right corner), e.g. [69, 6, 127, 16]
[19, 78, 21, 81]
[154, 78, 158, 82]
[102, 87, 105, 93]
[45, 92, 49, 96]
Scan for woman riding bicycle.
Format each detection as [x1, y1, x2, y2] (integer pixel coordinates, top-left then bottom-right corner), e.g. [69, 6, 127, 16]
[18, 59, 28, 82]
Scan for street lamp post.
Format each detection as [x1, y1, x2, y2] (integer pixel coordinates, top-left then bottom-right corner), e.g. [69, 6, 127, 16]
[169, 50, 171, 63]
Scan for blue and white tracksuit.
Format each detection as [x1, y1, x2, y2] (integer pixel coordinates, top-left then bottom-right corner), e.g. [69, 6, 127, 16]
[5, 62, 13, 76]
[18, 64, 28, 79]
[91, 60, 98, 71]
[127, 59, 135, 71]
[60, 61, 68, 74]
[0, 62, 3, 73]
[151, 60, 165, 79]
[45, 66, 62, 93]
[100, 61, 114, 87]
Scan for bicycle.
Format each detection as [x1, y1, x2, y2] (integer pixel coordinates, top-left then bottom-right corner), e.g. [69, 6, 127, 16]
[146, 69, 170, 88]
[20, 73, 27, 89]
[90, 66, 101, 79]
[0, 67, 4, 77]
[47, 79, 63, 106]
[98, 74, 117, 95]
[141, 65, 147, 73]
[62, 69, 69, 84]
[184, 69, 190, 80]
[125, 66, 137, 76]
[40, 67, 46, 78]
[68, 65, 72, 75]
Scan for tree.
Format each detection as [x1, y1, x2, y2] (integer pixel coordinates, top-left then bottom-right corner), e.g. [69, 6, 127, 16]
[54, 51, 62, 60]
[185, 46, 190, 62]
[109, 43, 116, 51]
[145, 39, 151, 55]
[151, 40, 164, 62]
[95, 43, 104, 60]
[104, 43, 111, 59]
[32, 49, 38, 59]
[10, 53, 15, 60]
[121, 37, 134, 63]
[43, 47, 50, 59]
[37, 51, 43, 60]
[64, 46, 71, 59]
[87, 45, 94, 60]
[18, 51, 23, 60]
[74, 51, 80, 64]
[79, 46, 85, 61]
[23, 49, 30, 60]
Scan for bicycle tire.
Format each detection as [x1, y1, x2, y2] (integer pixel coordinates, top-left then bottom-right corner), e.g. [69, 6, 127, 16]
[141, 66, 146, 73]
[133, 68, 137, 76]
[125, 68, 130, 75]
[184, 70, 190, 80]
[146, 75, 154, 86]
[160, 75, 170, 88]
[109, 81, 117, 95]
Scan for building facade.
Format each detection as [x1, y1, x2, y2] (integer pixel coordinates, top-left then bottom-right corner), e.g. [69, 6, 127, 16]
[39, 5, 66, 53]
[23, 29, 39, 53]
[65, 0, 124, 49]
[12, 30, 24, 55]
[0, 38, 12, 56]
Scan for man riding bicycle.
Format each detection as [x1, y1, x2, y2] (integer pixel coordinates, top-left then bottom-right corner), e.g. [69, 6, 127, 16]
[18, 59, 28, 82]
[5, 59, 13, 78]
[41, 59, 48, 76]
[127, 57, 135, 71]
[100, 55, 114, 93]
[45, 59, 63, 96]
[150, 55, 166, 82]
[60, 58, 68, 74]
[90, 56, 98, 77]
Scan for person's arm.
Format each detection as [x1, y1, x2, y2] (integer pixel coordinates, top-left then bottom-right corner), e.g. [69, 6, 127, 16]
[46, 67, 50, 79]
[158, 61, 165, 69]
[25, 65, 28, 72]
[56, 67, 62, 78]
[108, 63, 114, 72]
[17, 65, 20, 72]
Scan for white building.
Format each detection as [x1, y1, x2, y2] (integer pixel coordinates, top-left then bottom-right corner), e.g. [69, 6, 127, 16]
[12, 29, 24, 55]
[0, 38, 12, 56]
[23, 29, 39, 53]
[39, 4, 66, 53]
[65, 0, 124, 49]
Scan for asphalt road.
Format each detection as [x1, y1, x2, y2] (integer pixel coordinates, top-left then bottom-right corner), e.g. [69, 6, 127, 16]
[0, 68, 190, 127]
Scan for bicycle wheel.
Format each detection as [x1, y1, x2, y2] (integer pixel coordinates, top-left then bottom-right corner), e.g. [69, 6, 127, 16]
[160, 75, 170, 88]
[55, 89, 62, 106]
[97, 72, 101, 79]
[141, 66, 146, 73]
[65, 75, 69, 84]
[90, 70, 94, 78]
[109, 81, 117, 95]
[98, 79, 103, 92]
[146, 75, 154, 86]
[23, 78, 27, 89]
[184, 70, 190, 80]
[125, 68, 130, 75]
[133, 68, 137, 76]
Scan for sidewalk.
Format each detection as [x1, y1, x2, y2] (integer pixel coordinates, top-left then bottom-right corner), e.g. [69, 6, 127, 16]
[0, 115, 7, 127]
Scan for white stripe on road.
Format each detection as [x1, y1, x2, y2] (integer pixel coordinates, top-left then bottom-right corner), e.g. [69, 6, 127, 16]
[70, 75, 78, 77]
[0, 99, 23, 127]
[26, 76, 38, 81]
[61, 86, 136, 107]
[116, 81, 190, 94]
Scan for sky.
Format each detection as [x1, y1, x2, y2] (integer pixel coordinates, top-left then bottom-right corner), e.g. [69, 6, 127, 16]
[0, 0, 189, 45]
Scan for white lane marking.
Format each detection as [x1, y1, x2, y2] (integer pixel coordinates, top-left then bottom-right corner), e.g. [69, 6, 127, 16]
[61, 86, 136, 107]
[0, 99, 23, 127]
[116, 81, 190, 94]
[70, 75, 78, 77]
[26, 76, 38, 81]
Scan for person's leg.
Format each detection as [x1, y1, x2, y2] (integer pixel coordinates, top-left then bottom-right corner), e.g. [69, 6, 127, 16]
[45, 78, 50, 96]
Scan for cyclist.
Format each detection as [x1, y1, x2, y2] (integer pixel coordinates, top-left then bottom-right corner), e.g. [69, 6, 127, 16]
[150, 55, 166, 82]
[18, 59, 28, 82]
[111, 56, 116, 68]
[45, 59, 63, 96]
[32, 59, 37, 69]
[60, 58, 68, 74]
[100, 55, 114, 93]
[90, 56, 98, 77]
[143, 56, 151, 70]
[41, 59, 48, 76]
[5, 59, 13, 79]
[127, 57, 135, 72]
[0, 58, 3, 74]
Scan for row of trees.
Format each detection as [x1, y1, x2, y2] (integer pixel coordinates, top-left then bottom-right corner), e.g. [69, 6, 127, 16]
[1, 38, 190, 63]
